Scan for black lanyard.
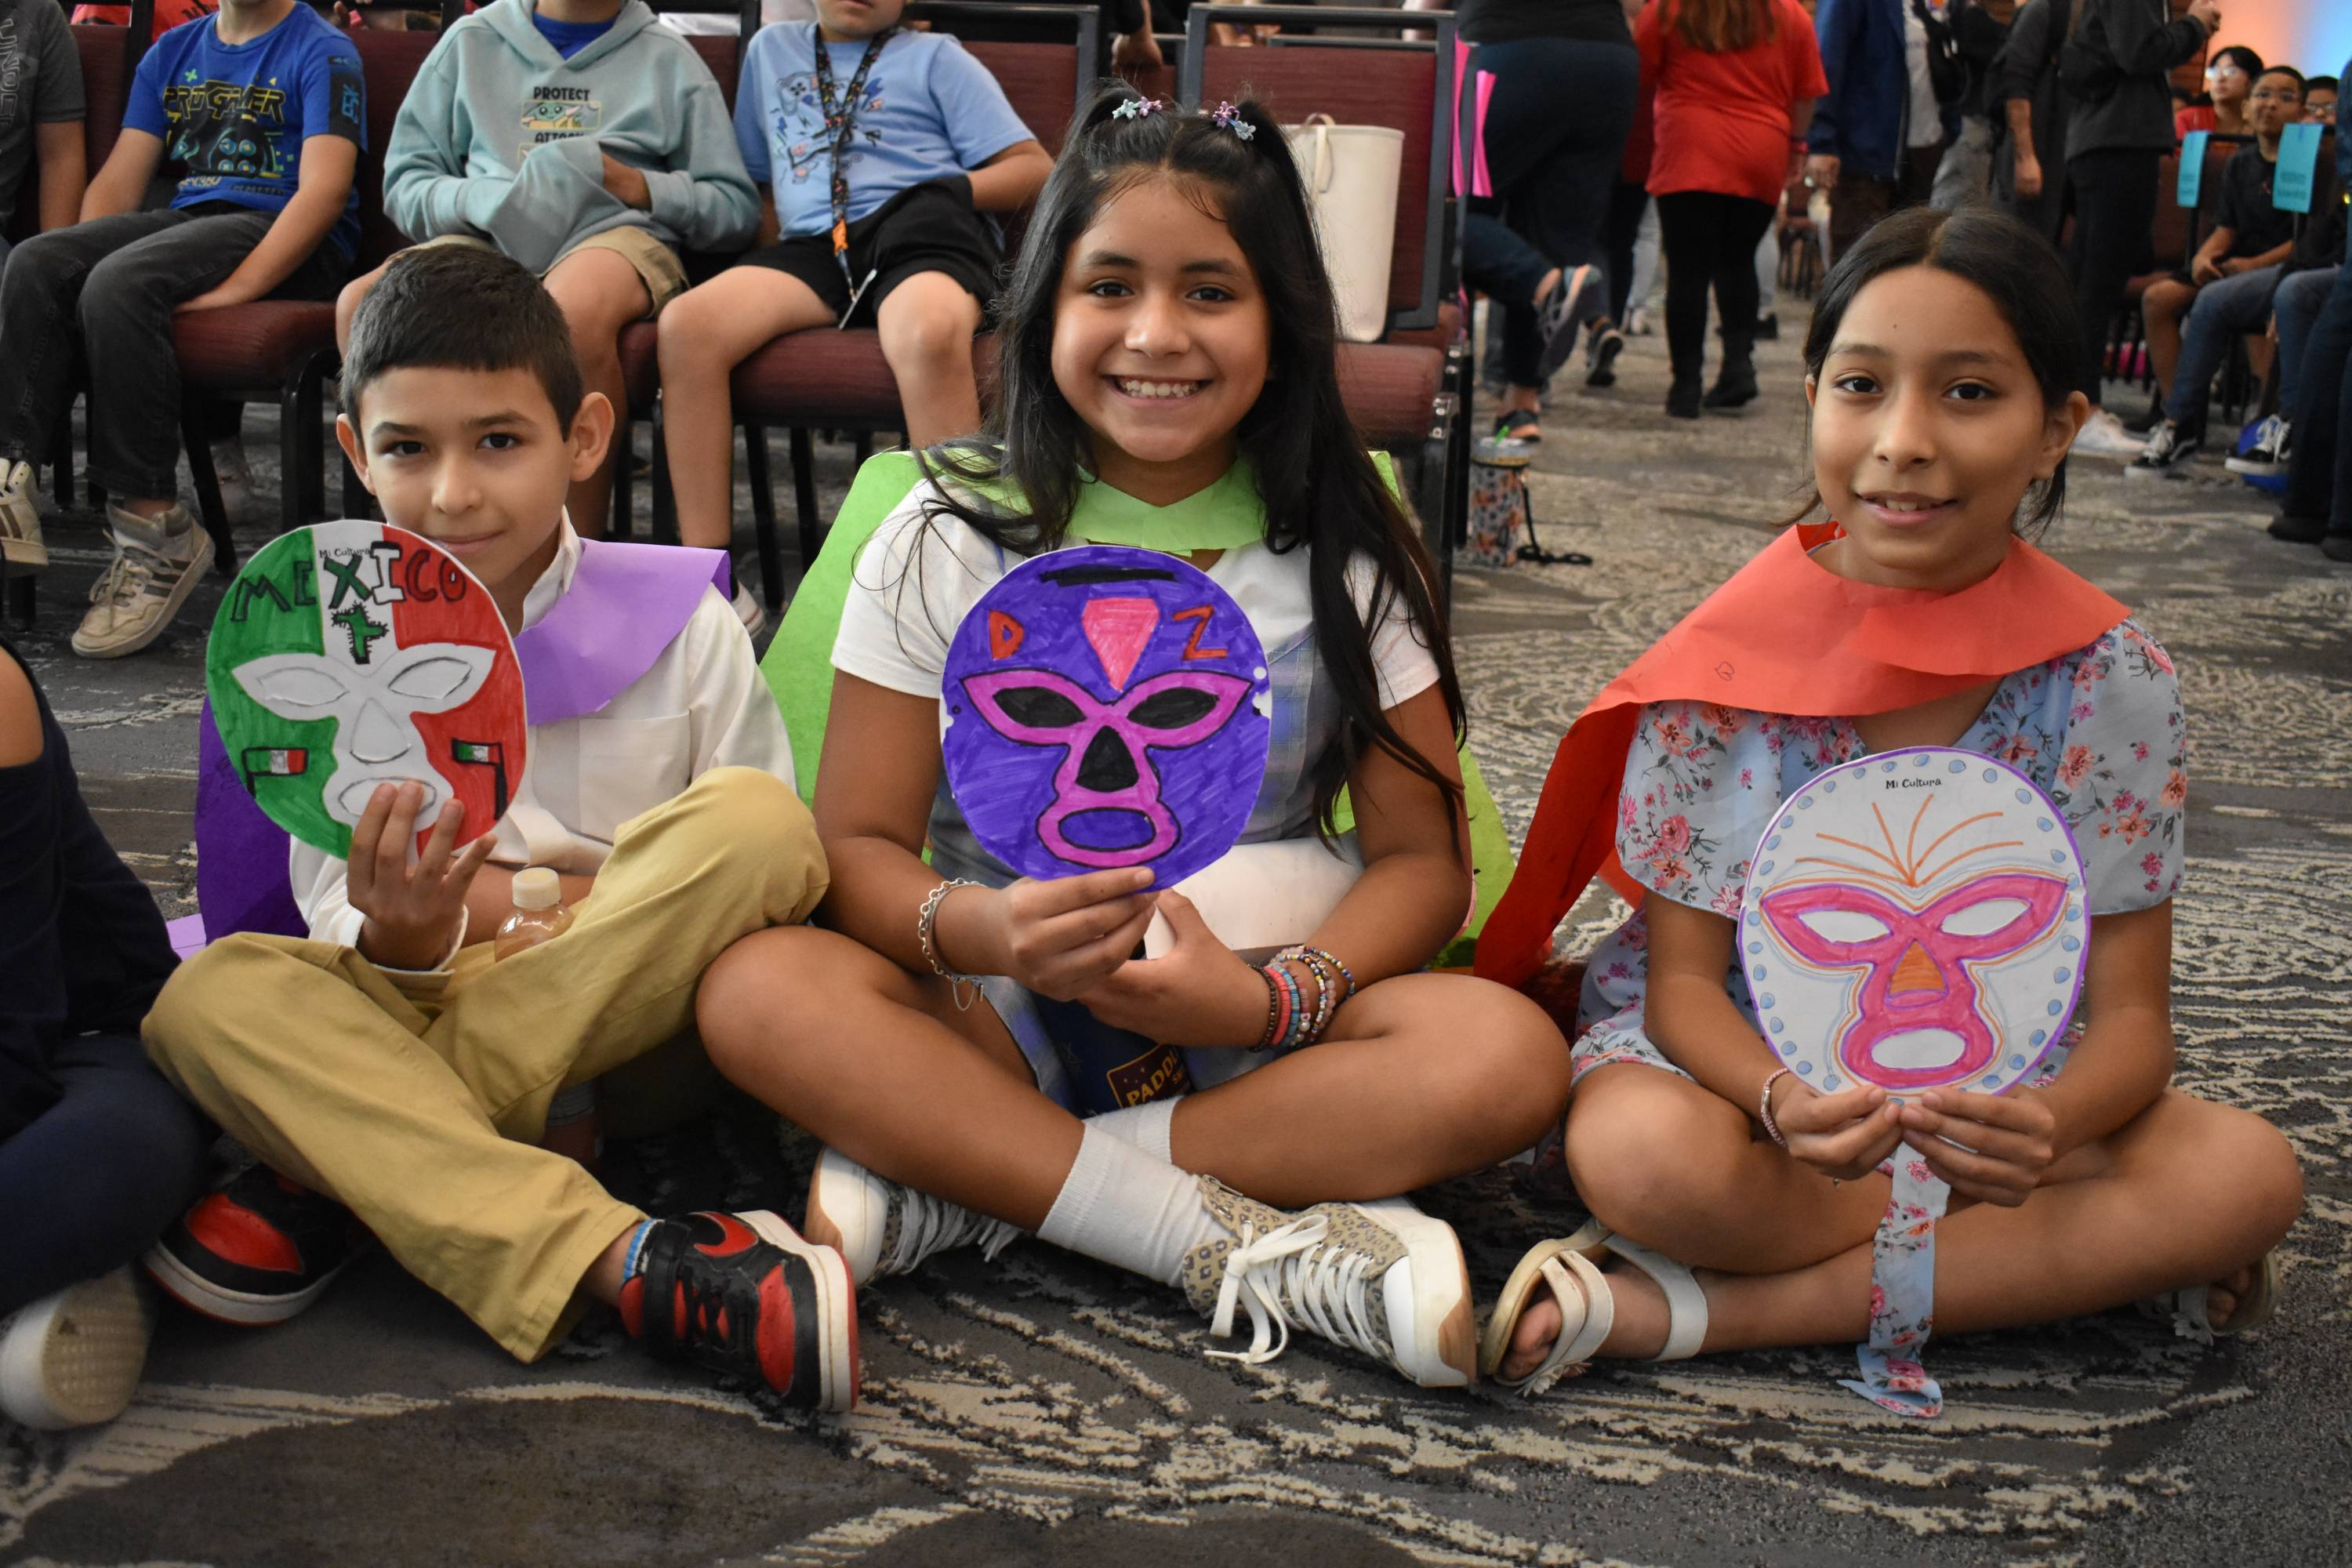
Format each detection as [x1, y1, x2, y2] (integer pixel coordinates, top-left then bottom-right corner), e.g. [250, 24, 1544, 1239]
[812, 29, 896, 290]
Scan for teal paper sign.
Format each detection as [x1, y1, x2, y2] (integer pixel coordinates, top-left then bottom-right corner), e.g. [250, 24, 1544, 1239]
[2274, 123, 2324, 214]
[2177, 131, 2209, 206]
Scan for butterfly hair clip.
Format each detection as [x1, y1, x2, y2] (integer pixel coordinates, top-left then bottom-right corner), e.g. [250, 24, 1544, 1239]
[1211, 101, 1256, 140]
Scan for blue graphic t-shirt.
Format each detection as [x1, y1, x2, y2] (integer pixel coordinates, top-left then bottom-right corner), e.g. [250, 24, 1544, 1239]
[125, 5, 365, 260]
[531, 9, 615, 62]
[735, 24, 1033, 238]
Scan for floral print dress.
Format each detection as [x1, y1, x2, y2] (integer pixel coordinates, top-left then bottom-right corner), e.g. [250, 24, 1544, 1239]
[1566, 619, 2187, 1417]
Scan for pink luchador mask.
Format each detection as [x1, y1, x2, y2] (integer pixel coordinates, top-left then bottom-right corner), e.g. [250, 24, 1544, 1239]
[1737, 750, 2089, 1097]
[942, 546, 1272, 887]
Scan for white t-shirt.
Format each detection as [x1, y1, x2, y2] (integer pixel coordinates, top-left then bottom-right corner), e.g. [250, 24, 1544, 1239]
[1905, 4, 1943, 149]
[832, 481, 1444, 717]
[292, 520, 796, 953]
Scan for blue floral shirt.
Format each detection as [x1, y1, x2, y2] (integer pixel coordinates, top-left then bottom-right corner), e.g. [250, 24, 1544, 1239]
[1575, 619, 2187, 1063]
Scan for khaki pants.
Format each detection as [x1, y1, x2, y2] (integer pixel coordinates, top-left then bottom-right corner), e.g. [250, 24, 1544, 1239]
[144, 768, 827, 1361]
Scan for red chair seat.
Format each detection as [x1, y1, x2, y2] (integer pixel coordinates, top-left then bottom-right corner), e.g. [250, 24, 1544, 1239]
[1384, 298, 1465, 354]
[172, 301, 337, 389]
[731, 328, 1000, 425]
[1336, 343, 1444, 446]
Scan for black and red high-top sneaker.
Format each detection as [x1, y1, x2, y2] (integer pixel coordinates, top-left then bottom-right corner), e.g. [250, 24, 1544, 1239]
[619, 1212, 858, 1413]
[143, 1165, 370, 1326]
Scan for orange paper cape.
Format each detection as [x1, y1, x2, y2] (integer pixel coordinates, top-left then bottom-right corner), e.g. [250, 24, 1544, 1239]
[1474, 524, 2130, 989]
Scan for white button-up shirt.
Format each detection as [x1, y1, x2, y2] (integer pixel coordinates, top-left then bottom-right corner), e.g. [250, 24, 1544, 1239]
[292, 521, 795, 951]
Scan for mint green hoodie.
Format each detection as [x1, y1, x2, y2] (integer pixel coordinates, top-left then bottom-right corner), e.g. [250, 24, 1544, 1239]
[383, 0, 757, 271]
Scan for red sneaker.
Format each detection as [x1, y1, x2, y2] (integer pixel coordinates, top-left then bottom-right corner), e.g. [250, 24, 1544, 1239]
[144, 1166, 369, 1326]
[619, 1212, 858, 1412]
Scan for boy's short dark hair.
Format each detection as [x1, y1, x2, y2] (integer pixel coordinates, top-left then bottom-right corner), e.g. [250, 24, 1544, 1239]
[342, 245, 586, 432]
[2309, 76, 2339, 96]
[2257, 65, 2307, 97]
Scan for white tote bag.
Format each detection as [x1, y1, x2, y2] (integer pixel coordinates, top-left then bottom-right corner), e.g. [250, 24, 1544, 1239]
[1284, 114, 1404, 343]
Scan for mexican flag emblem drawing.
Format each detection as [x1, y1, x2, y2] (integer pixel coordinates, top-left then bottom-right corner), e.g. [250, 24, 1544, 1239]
[205, 521, 528, 859]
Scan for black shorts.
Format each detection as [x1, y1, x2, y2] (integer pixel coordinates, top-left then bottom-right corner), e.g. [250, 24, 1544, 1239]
[742, 180, 1003, 325]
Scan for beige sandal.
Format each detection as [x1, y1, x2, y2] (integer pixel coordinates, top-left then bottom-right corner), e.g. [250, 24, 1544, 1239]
[1480, 1226, 1711, 1394]
[2140, 1250, 2280, 1345]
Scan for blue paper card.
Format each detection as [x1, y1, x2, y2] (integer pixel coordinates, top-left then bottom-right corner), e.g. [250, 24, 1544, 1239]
[2177, 131, 2209, 207]
[2274, 123, 2324, 215]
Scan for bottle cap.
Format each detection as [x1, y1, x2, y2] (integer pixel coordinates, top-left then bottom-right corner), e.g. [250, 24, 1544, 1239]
[513, 866, 561, 911]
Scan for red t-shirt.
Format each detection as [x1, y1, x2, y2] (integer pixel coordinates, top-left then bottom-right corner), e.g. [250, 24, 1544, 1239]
[1638, 0, 1828, 206]
[2175, 104, 2218, 140]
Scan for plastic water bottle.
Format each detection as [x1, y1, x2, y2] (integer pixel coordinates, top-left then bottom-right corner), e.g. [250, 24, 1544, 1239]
[493, 866, 573, 960]
[495, 869, 597, 1167]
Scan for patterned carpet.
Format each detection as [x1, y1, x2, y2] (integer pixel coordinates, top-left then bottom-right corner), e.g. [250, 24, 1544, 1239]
[6, 314, 2350, 1566]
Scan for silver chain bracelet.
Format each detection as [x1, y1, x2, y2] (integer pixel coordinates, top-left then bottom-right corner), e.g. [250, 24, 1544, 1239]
[918, 878, 986, 1011]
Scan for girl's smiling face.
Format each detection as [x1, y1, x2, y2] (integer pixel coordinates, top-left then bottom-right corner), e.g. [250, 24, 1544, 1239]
[1051, 175, 1271, 504]
[1806, 266, 2089, 593]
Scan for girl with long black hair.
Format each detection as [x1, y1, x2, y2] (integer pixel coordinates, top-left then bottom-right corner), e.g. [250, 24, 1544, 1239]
[697, 87, 1570, 1389]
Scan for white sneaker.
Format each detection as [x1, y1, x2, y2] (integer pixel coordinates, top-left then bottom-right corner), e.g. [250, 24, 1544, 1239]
[2226, 416, 2292, 477]
[0, 1269, 155, 1430]
[730, 578, 767, 637]
[1, 458, 48, 569]
[803, 1146, 1019, 1287]
[1178, 1179, 1475, 1388]
[210, 436, 255, 526]
[2071, 409, 2147, 459]
[72, 503, 216, 659]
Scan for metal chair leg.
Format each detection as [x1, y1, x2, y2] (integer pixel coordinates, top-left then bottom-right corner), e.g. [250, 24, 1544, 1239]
[650, 391, 681, 546]
[745, 423, 783, 610]
[789, 426, 821, 581]
[183, 400, 238, 574]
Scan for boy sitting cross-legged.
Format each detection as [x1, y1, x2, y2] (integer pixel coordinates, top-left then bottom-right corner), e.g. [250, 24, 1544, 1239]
[0, 0, 362, 659]
[658, 0, 1050, 631]
[339, 0, 761, 539]
[143, 245, 859, 1411]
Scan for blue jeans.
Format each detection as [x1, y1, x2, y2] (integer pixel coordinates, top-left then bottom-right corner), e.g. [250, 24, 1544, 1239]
[2273, 267, 2339, 416]
[2165, 264, 2284, 434]
[2283, 259, 2352, 532]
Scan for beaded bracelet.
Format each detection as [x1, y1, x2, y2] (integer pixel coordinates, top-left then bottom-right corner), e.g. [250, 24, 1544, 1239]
[1288, 949, 1338, 1047]
[1758, 1066, 1792, 1149]
[1269, 961, 1306, 1051]
[917, 878, 986, 1011]
[1275, 946, 1357, 1009]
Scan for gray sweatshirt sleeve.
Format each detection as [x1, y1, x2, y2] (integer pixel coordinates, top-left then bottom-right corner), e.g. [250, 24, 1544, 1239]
[382, 45, 510, 241]
[641, 71, 760, 254]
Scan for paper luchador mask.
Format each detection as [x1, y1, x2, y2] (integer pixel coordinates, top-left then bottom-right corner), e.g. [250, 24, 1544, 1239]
[205, 521, 528, 859]
[1737, 750, 2089, 1098]
[942, 545, 1272, 887]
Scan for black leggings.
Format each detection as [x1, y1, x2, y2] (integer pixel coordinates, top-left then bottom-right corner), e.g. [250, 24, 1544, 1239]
[1472, 38, 1639, 385]
[2064, 147, 2161, 404]
[1655, 190, 1777, 386]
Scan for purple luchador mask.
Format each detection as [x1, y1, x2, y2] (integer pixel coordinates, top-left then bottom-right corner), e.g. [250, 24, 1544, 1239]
[942, 545, 1272, 886]
[1737, 750, 2089, 1098]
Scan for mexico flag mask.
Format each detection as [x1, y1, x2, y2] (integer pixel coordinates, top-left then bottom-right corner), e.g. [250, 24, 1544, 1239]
[205, 521, 528, 859]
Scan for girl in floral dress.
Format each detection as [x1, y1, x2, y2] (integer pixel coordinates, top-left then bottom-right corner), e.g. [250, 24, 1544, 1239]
[1474, 205, 2303, 1403]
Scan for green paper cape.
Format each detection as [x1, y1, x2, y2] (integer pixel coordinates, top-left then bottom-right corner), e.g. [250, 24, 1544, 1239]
[757, 452, 1513, 960]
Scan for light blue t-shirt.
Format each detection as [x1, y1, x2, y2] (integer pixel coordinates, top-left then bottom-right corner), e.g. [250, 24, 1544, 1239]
[735, 24, 1033, 238]
[124, 5, 365, 260]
